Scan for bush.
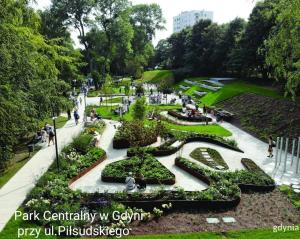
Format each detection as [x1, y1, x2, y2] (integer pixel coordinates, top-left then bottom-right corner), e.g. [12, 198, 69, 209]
[114, 121, 159, 148]
[71, 133, 93, 154]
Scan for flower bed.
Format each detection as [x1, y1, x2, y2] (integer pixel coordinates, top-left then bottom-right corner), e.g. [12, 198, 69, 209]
[175, 157, 275, 194]
[24, 131, 107, 227]
[102, 155, 176, 185]
[238, 158, 276, 192]
[168, 110, 212, 122]
[190, 147, 229, 170]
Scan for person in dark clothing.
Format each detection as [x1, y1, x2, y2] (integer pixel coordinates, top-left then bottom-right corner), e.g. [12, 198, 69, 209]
[137, 174, 147, 190]
[67, 109, 71, 120]
[74, 110, 80, 125]
[268, 136, 275, 158]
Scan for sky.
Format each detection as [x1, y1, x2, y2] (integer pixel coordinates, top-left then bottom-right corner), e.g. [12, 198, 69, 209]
[33, 0, 259, 47]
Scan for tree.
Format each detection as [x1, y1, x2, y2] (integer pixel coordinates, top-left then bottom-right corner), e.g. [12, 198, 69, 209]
[132, 97, 147, 121]
[0, 0, 74, 171]
[50, 0, 95, 72]
[265, 0, 300, 99]
[240, 0, 279, 78]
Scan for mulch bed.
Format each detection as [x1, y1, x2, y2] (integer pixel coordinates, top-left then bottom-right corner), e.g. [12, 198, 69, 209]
[130, 190, 300, 235]
[217, 93, 300, 141]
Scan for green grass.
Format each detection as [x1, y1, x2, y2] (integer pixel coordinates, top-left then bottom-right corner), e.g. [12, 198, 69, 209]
[141, 70, 174, 84]
[279, 185, 300, 209]
[165, 122, 232, 137]
[38, 116, 68, 129]
[0, 146, 41, 188]
[92, 104, 231, 137]
[104, 97, 123, 104]
[0, 116, 67, 189]
[200, 80, 288, 106]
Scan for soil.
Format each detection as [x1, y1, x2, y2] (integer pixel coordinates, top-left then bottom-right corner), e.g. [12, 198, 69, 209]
[217, 93, 300, 142]
[130, 190, 300, 235]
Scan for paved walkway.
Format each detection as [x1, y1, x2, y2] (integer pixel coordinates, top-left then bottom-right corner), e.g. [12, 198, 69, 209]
[0, 95, 86, 232]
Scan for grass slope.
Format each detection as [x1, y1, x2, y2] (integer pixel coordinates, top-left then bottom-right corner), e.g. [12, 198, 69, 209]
[141, 70, 174, 84]
[200, 80, 288, 106]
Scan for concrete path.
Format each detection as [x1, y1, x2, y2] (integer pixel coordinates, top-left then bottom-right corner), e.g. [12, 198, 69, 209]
[0, 94, 86, 232]
[220, 121, 300, 185]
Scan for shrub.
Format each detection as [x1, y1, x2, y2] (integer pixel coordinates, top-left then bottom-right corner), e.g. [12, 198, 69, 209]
[71, 133, 93, 154]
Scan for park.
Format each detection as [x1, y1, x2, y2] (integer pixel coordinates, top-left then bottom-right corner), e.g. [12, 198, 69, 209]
[0, 0, 300, 238]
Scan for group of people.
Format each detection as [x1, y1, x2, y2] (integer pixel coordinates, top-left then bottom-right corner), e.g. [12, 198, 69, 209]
[90, 108, 101, 121]
[33, 123, 56, 147]
[125, 172, 146, 192]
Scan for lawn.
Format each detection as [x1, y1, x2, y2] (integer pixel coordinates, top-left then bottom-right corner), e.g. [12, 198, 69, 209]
[104, 97, 123, 104]
[90, 104, 231, 137]
[200, 80, 289, 106]
[0, 146, 41, 188]
[165, 122, 232, 137]
[140, 70, 174, 84]
[38, 116, 68, 129]
[0, 116, 67, 189]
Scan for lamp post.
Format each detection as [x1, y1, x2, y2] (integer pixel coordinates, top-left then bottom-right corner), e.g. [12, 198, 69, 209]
[52, 116, 59, 172]
[84, 89, 87, 122]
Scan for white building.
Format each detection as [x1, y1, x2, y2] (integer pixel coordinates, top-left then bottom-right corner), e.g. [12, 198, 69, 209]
[173, 10, 214, 33]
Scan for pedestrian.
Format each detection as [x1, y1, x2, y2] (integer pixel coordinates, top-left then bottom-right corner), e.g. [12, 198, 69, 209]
[268, 136, 275, 158]
[48, 127, 55, 146]
[67, 109, 71, 120]
[79, 97, 82, 105]
[203, 104, 207, 115]
[137, 174, 146, 190]
[125, 172, 136, 191]
[99, 97, 103, 105]
[74, 110, 80, 125]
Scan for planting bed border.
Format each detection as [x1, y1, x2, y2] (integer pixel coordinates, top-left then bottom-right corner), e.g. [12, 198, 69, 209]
[127, 135, 243, 157]
[69, 154, 107, 185]
[168, 110, 212, 123]
[118, 197, 240, 211]
[240, 158, 276, 192]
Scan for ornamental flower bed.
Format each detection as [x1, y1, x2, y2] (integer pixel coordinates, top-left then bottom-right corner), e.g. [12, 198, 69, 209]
[102, 154, 176, 185]
[175, 157, 275, 194]
[168, 110, 212, 122]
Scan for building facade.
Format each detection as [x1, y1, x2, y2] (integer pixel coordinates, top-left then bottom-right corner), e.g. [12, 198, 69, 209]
[173, 10, 214, 33]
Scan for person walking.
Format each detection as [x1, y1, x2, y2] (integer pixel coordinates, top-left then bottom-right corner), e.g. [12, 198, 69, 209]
[268, 136, 275, 158]
[67, 109, 71, 120]
[48, 127, 55, 146]
[74, 110, 80, 125]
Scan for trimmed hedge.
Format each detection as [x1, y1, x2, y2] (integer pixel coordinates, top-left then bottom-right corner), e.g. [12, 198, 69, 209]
[168, 110, 212, 123]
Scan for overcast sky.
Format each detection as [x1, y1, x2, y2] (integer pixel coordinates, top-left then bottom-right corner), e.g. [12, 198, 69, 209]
[33, 0, 259, 47]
